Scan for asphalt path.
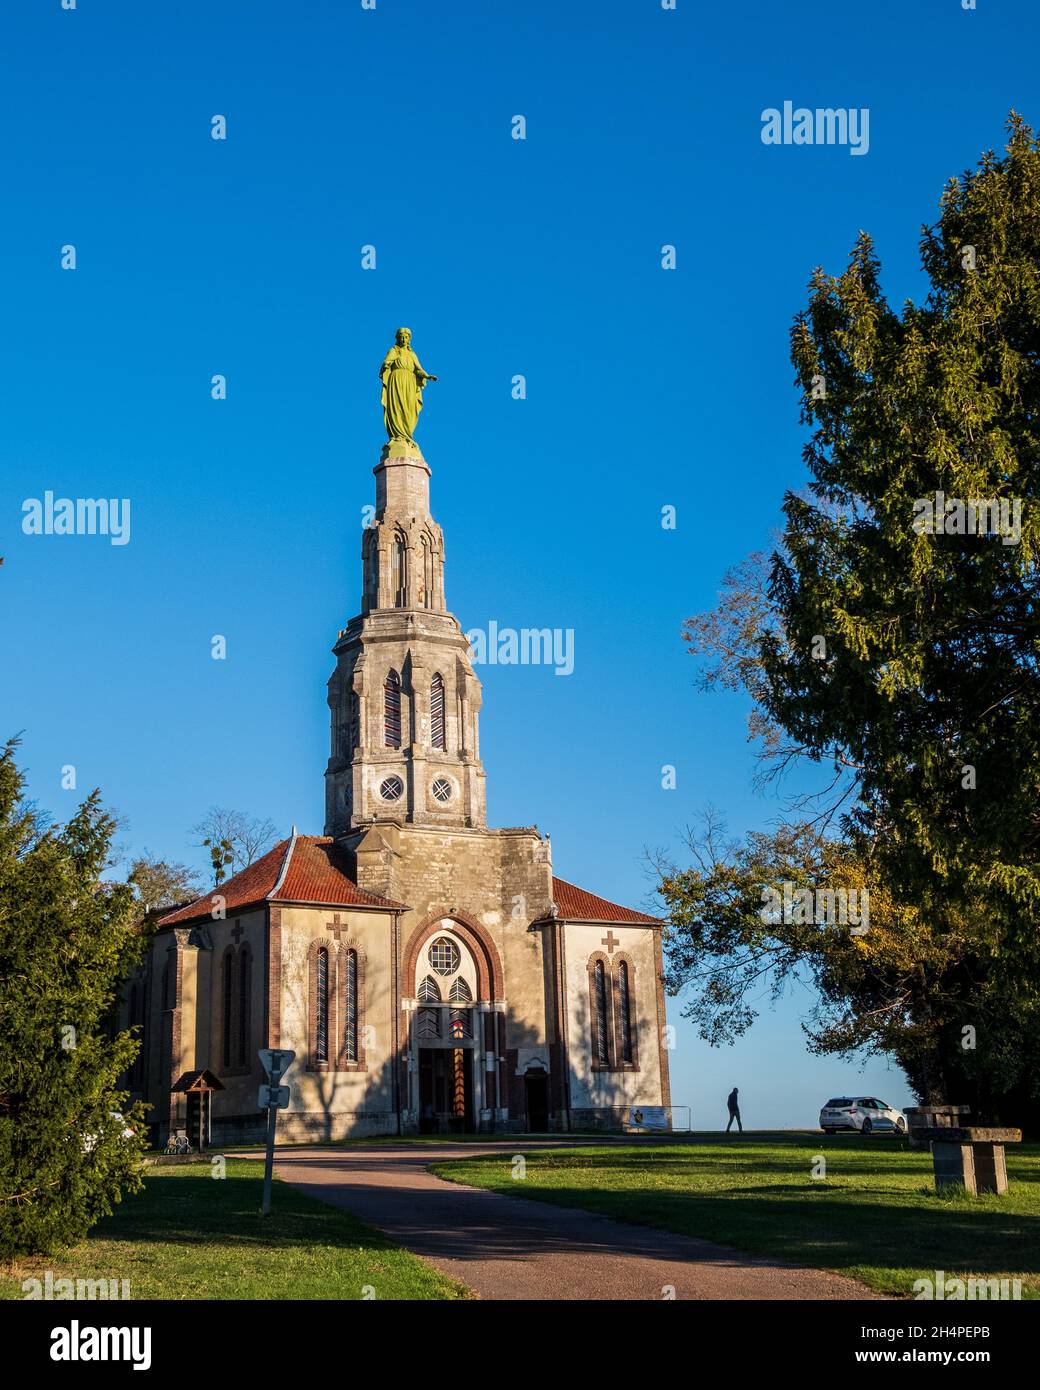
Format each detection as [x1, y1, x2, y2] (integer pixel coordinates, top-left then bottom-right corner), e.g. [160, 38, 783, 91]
[262, 1140, 881, 1301]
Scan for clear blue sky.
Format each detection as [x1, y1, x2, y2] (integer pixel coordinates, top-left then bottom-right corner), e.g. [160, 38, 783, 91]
[2, 0, 1035, 1127]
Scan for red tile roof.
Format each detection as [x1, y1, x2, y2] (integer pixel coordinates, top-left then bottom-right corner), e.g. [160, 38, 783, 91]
[156, 836, 402, 927]
[155, 840, 657, 929]
[551, 876, 660, 925]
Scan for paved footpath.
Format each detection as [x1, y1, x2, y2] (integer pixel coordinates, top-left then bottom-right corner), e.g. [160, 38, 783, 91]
[264, 1141, 881, 1301]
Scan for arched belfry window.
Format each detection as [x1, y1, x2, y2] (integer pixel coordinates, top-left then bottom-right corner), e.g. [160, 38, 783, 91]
[393, 532, 408, 607]
[419, 532, 435, 609]
[430, 673, 446, 751]
[384, 669, 402, 749]
[348, 691, 360, 756]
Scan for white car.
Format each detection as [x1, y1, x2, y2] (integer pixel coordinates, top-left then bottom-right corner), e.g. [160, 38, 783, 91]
[820, 1096, 906, 1136]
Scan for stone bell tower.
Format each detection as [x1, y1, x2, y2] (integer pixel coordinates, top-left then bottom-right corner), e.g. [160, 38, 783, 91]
[324, 439, 487, 837]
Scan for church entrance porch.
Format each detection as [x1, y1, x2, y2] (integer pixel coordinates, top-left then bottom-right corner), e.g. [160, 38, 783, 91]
[418, 1047, 473, 1133]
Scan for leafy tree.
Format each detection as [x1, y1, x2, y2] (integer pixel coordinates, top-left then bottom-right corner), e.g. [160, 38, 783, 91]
[0, 741, 147, 1256]
[128, 854, 203, 918]
[666, 116, 1040, 1125]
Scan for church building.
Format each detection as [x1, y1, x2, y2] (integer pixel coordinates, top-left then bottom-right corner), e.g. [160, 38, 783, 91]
[127, 432, 671, 1142]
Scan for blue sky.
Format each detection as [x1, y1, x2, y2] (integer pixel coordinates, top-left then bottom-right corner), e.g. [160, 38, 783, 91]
[1, 0, 1035, 1127]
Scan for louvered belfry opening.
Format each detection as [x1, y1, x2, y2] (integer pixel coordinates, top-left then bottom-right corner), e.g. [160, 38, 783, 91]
[384, 669, 402, 748]
[430, 672, 446, 750]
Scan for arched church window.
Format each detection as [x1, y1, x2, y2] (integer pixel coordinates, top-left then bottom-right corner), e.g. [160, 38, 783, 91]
[617, 960, 633, 1065]
[393, 532, 408, 607]
[384, 670, 402, 748]
[343, 949, 359, 1063]
[314, 947, 330, 1065]
[221, 952, 234, 1069]
[417, 975, 441, 1003]
[448, 976, 471, 1002]
[591, 958, 611, 1067]
[430, 673, 446, 751]
[237, 946, 251, 1068]
[129, 982, 145, 1086]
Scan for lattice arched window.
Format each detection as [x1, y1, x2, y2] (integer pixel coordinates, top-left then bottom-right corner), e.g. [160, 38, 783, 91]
[417, 975, 441, 1003]
[589, 955, 612, 1069]
[384, 669, 402, 748]
[430, 673, 446, 750]
[314, 947, 330, 1065]
[448, 976, 471, 1002]
[221, 951, 234, 1069]
[343, 949, 359, 1063]
[617, 960, 633, 1065]
[237, 945, 251, 1068]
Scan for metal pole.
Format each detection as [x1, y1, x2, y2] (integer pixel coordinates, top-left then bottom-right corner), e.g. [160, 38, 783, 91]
[260, 1063, 283, 1217]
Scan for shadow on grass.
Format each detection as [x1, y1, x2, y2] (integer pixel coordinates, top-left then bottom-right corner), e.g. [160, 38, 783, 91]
[92, 1162, 406, 1256]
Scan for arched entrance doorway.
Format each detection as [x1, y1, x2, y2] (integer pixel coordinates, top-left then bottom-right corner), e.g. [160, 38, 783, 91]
[412, 927, 480, 1134]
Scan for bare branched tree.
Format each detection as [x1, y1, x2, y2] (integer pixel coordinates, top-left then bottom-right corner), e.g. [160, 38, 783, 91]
[190, 808, 277, 877]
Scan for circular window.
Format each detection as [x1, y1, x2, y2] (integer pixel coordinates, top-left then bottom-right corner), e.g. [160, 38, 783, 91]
[431, 777, 452, 803]
[429, 937, 460, 976]
[379, 775, 403, 802]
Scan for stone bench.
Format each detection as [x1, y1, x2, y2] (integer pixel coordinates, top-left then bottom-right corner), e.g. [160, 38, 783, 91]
[904, 1105, 971, 1150]
[917, 1126, 1022, 1196]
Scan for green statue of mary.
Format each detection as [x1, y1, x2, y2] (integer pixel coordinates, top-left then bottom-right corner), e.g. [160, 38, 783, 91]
[379, 327, 437, 442]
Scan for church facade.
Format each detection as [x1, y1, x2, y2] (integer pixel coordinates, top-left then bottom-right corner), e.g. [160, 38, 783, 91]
[127, 437, 671, 1142]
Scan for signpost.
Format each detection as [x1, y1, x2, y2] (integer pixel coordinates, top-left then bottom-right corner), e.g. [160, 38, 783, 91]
[258, 1048, 295, 1217]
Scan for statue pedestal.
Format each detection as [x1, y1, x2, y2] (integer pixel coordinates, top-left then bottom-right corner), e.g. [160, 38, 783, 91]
[375, 441, 431, 516]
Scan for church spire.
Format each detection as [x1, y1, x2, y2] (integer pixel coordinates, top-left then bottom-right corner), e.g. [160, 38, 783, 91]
[324, 400, 486, 838]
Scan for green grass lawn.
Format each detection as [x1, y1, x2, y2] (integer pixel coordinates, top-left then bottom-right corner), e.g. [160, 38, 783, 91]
[1, 1158, 469, 1301]
[432, 1134, 1040, 1299]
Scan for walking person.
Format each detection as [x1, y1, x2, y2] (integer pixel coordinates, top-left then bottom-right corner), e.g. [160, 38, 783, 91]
[726, 1086, 743, 1133]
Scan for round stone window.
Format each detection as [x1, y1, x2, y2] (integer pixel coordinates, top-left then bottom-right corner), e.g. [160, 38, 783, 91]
[429, 937, 460, 976]
[379, 775, 404, 802]
[431, 777, 452, 803]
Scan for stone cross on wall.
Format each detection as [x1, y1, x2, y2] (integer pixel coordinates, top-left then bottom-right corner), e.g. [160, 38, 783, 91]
[601, 930, 620, 954]
[231, 921, 243, 944]
[326, 913, 349, 941]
